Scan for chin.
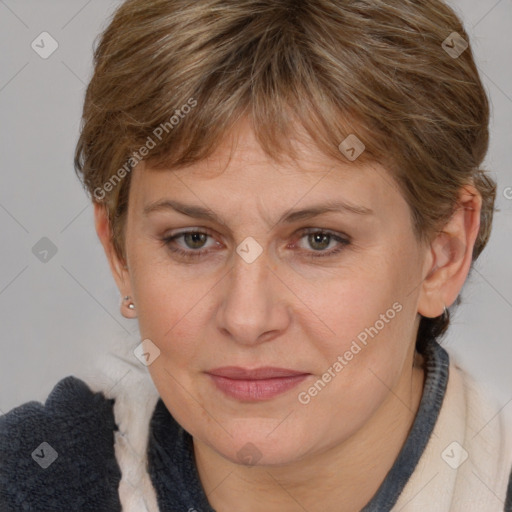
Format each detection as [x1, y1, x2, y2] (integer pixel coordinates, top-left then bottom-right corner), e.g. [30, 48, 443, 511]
[202, 425, 315, 468]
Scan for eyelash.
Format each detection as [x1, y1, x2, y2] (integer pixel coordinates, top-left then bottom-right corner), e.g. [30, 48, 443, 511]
[161, 228, 351, 261]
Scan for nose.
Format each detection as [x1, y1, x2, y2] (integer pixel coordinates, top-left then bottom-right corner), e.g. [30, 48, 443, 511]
[216, 247, 291, 347]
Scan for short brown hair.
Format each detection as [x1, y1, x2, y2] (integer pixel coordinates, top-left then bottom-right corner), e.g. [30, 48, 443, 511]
[75, 0, 496, 345]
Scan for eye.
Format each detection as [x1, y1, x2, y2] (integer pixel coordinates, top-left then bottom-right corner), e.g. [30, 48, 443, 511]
[161, 228, 351, 261]
[162, 229, 218, 260]
[293, 229, 351, 258]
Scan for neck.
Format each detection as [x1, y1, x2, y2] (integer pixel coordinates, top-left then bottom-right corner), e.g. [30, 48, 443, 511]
[193, 350, 425, 512]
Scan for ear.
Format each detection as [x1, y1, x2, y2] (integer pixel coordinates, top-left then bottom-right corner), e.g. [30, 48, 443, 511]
[93, 202, 137, 318]
[417, 184, 482, 318]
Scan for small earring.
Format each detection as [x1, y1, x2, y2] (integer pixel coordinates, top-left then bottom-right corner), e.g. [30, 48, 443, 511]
[441, 304, 448, 321]
[124, 296, 135, 310]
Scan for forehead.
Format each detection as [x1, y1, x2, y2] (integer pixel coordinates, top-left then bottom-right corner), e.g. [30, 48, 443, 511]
[129, 117, 404, 224]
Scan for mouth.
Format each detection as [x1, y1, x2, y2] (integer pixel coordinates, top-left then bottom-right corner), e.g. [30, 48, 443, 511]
[205, 366, 310, 401]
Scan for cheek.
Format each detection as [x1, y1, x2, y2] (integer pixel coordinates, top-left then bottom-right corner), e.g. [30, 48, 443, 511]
[301, 250, 418, 403]
[131, 267, 215, 423]
[130, 261, 226, 391]
[298, 295, 411, 438]
[134, 271, 204, 352]
[305, 261, 406, 356]
[314, 286, 408, 392]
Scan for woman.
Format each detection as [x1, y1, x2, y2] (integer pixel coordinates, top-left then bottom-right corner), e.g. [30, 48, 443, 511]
[1, 0, 511, 510]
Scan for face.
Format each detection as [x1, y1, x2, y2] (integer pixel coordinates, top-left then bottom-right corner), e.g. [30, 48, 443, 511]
[119, 118, 430, 466]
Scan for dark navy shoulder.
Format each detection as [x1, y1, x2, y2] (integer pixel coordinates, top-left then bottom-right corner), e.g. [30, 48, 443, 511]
[506, 464, 512, 511]
[0, 376, 122, 512]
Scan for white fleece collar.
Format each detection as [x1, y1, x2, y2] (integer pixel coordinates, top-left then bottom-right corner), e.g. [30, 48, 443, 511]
[392, 355, 512, 511]
[80, 334, 161, 512]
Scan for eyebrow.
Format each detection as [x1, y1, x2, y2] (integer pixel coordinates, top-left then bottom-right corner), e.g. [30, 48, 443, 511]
[143, 198, 373, 225]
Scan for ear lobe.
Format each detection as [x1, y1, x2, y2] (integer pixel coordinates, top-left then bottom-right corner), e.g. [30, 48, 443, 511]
[93, 202, 131, 295]
[417, 185, 482, 318]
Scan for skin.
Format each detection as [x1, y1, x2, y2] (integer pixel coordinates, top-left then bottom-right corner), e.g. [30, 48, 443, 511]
[95, 117, 482, 511]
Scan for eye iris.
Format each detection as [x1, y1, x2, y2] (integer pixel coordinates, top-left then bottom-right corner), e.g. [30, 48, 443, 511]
[309, 233, 330, 251]
[184, 232, 207, 249]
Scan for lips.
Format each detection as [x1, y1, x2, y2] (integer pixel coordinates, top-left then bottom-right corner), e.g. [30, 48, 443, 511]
[206, 366, 308, 380]
[205, 367, 310, 401]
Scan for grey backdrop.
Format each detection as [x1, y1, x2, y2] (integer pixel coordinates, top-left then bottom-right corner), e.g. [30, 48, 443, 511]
[0, 0, 511, 415]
